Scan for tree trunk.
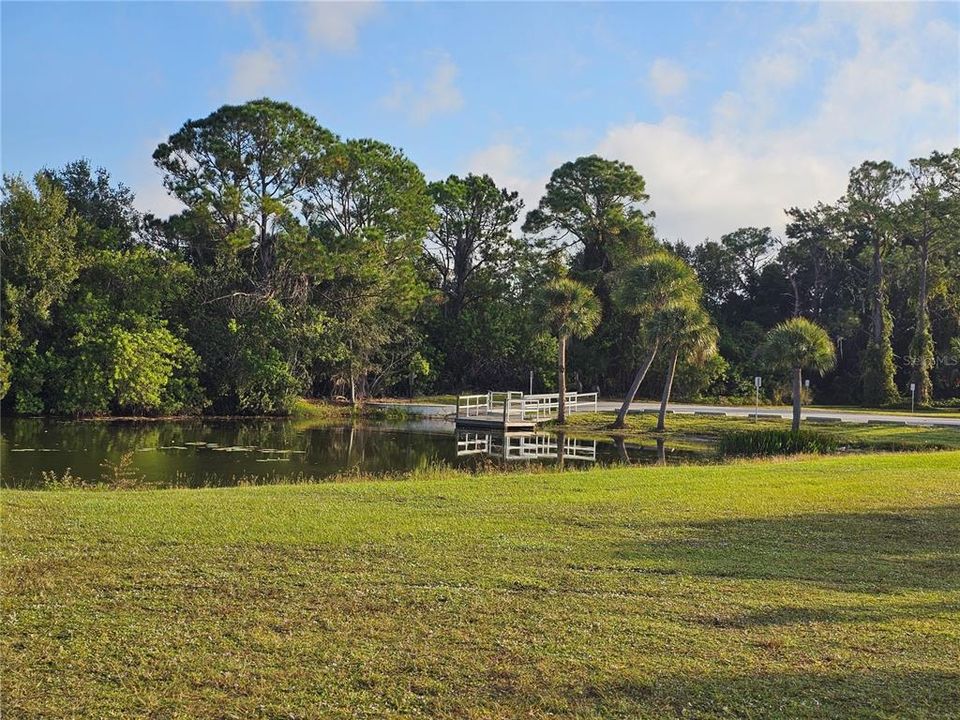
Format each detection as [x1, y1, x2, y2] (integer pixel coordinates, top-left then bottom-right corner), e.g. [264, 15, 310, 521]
[871, 239, 884, 343]
[557, 335, 567, 424]
[613, 336, 660, 429]
[863, 233, 898, 406]
[791, 366, 802, 433]
[656, 347, 679, 432]
[614, 436, 630, 463]
[911, 240, 932, 404]
[789, 276, 801, 317]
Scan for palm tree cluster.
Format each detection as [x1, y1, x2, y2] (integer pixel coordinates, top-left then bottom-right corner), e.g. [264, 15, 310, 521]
[538, 251, 718, 431]
[539, 250, 837, 436]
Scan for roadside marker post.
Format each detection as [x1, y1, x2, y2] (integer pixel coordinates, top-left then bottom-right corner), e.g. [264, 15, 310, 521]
[910, 383, 916, 414]
[754, 376, 762, 422]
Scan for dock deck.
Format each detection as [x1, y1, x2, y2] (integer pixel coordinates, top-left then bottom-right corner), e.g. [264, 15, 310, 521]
[454, 390, 597, 430]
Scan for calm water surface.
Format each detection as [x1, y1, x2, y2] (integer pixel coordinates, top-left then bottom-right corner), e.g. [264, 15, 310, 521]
[1, 417, 706, 488]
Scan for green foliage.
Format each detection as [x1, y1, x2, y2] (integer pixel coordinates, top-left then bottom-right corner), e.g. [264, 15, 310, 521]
[236, 345, 299, 415]
[536, 277, 601, 341]
[153, 99, 334, 255]
[613, 251, 700, 317]
[861, 308, 900, 405]
[46, 160, 140, 251]
[523, 155, 652, 275]
[108, 325, 202, 414]
[717, 429, 839, 456]
[9, 343, 46, 414]
[760, 318, 837, 376]
[0, 347, 10, 400]
[908, 318, 935, 402]
[0, 173, 81, 352]
[3, 101, 957, 416]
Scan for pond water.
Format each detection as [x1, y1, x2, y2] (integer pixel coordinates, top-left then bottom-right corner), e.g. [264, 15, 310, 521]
[0, 417, 710, 488]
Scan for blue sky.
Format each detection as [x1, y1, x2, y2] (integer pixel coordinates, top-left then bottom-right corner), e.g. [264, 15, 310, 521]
[3, 1, 958, 242]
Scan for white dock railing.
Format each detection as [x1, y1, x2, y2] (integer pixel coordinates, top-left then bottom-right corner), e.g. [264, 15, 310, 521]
[456, 391, 597, 422]
[456, 431, 597, 461]
[518, 392, 597, 420]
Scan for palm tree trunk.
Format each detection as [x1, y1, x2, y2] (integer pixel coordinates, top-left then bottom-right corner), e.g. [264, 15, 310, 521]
[656, 347, 679, 432]
[613, 336, 659, 429]
[557, 334, 567, 424]
[792, 367, 802, 433]
[614, 436, 630, 463]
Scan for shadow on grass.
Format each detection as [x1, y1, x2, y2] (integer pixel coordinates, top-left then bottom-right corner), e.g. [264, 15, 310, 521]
[701, 600, 960, 629]
[617, 505, 960, 592]
[576, 668, 960, 720]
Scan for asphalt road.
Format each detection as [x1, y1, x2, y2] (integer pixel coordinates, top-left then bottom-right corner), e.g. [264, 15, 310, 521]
[593, 400, 960, 428]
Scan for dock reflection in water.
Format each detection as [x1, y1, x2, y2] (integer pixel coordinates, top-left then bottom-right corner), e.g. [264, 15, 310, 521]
[456, 431, 597, 462]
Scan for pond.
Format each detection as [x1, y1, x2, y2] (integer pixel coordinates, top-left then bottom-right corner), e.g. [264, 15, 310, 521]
[0, 417, 710, 489]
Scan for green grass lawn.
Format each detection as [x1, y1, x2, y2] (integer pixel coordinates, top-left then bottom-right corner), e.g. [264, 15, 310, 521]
[3, 453, 959, 719]
[555, 412, 960, 451]
[806, 405, 960, 418]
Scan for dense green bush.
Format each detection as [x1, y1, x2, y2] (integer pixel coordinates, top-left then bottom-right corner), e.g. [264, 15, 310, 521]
[718, 430, 839, 457]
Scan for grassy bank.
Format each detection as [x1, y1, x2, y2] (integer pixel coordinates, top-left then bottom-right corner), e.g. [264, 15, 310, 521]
[3, 452, 959, 718]
[553, 412, 960, 451]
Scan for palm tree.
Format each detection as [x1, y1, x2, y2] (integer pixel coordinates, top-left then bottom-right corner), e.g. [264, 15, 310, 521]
[537, 278, 601, 423]
[611, 252, 701, 429]
[760, 318, 836, 432]
[655, 303, 718, 432]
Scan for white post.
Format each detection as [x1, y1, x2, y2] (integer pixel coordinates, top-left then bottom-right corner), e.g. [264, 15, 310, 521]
[910, 383, 916, 414]
[529, 370, 534, 395]
[754, 376, 762, 422]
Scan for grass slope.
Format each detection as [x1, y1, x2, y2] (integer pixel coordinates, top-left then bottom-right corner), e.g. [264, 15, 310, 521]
[555, 412, 960, 451]
[3, 453, 960, 719]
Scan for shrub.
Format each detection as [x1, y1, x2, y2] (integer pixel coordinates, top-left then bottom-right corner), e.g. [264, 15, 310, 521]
[718, 429, 839, 457]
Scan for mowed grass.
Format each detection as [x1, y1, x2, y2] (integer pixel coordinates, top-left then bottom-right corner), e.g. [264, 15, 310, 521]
[557, 412, 960, 451]
[3, 453, 960, 719]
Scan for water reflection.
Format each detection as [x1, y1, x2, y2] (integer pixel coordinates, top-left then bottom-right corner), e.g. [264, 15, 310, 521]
[456, 431, 597, 462]
[1, 417, 704, 488]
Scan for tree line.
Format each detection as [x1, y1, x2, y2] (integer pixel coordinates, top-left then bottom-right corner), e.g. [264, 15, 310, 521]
[1, 99, 957, 417]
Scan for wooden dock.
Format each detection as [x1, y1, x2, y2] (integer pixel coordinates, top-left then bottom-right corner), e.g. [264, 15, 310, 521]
[454, 391, 597, 430]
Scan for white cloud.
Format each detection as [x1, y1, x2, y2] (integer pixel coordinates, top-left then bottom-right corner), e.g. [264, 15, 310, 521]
[226, 45, 290, 101]
[302, 1, 380, 52]
[595, 118, 845, 243]
[597, 3, 959, 244]
[383, 53, 464, 124]
[465, 142, 547, 217]
[132, 174, 186, 220]
[746, 52, 801, 90]
[649, 58, 688, 98]
[219, 2, 380, 105]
